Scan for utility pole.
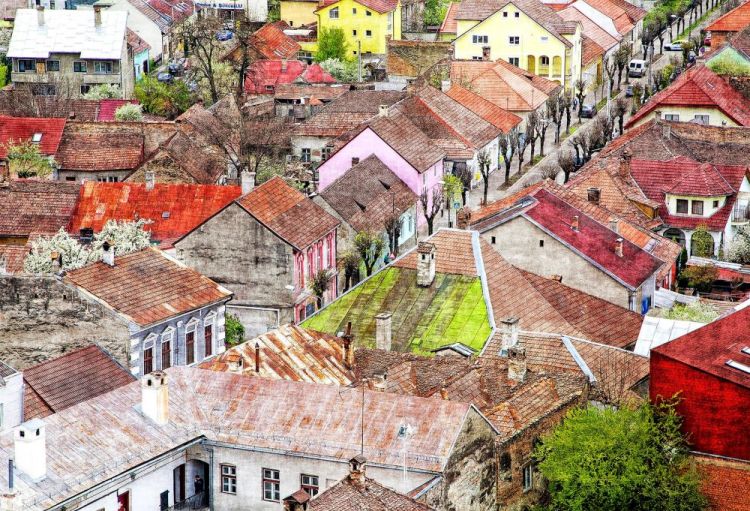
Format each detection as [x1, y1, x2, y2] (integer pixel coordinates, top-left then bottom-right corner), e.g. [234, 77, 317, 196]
[358, 40, 362, 82]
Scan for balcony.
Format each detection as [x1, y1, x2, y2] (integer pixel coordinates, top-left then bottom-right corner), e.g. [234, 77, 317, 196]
[732, 205, 750, 224]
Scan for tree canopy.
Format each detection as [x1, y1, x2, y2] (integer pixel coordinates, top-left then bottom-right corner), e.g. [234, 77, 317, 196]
[315, 28, 349, 62]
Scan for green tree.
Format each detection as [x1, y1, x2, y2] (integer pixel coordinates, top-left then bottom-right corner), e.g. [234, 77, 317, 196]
[691, 224, 714, 258]
[424, 0, 449, 25]
[134, 77, 192, 119]
[354, 230, 385, 277]
[319, 58, 358, 82]
[310, 268, 331, 307]
[4, 140, 55, 178]
[224, 313, 245, 347]
[535, 402, 706, 511]
[114, 103, 144, 121]
[315, 27, 348, 62]
[0, 64, 8, 88]
[679, 265, 718, 292]
[727, 225, 750, 264]
[83, 83, 121, 100]
[339, 249, 361, 291]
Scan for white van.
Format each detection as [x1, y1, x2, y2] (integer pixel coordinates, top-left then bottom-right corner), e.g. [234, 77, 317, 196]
[628, 59, 647, 78]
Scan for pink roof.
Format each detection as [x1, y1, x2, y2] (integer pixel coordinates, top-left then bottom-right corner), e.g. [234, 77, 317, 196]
[96, 100, 139, 122]
[244, 60, 336, 94]
[0, 116, 66, 159]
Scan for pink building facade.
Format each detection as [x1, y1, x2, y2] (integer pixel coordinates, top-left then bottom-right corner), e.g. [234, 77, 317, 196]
[294, 230, 337, 323]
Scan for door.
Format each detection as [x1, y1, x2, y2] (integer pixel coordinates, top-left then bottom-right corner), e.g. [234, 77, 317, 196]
[174, 464, 186, 503]
[117, 491, 130, 511]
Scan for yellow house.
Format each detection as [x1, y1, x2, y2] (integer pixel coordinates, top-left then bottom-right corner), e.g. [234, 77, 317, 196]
[313, 0, 402, 56]
[452, 0, 583, 88]
[280, 0, 319, 27]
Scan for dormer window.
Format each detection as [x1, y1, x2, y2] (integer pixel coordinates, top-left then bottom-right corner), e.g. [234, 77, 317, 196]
[676, 199, 689, 214]
[31, 133, 42, 143]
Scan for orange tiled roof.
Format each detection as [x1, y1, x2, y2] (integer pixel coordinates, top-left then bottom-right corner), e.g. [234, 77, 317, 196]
[394, 229, 479, 276]
[581, 35, 606, 66]
[310, 474, 433, 510]
[695, 454, 750, 511]
[250, 22, 301, 59]
[581, 0, 633, 35]
[446, 84, 523, 132]
[438, 1, 459, 33]
[707, 0, 750, 33]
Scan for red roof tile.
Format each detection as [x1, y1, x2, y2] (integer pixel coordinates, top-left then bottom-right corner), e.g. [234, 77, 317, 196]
[250, 22, 301, 60]
[581, 35, 606, 66]
[244, 60, 336, 94]
[439, 1, 459, 33]
[445, 85, 522, 132]
[67, 182, 242, 246]
[55, 122, 146, 172]
[625, 66, 750, 128]
[653, 307, 750, 389]
[96, 99, 139, 122]
[0, 180, 80, 237]
[695, 454, 750, 511]
[23, 344, 135, 420]
[64, 248, 232, 327]
[126, 28, 150, 54]
[707, 0, 750, 33]
[310, 474, 433, 510]
[236, 177, 340, 250]
[0, 116, 66, 159]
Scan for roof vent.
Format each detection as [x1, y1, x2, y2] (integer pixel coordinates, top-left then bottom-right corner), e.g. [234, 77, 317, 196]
[571, 215, 579, 231]
[741, 347, 750, 356]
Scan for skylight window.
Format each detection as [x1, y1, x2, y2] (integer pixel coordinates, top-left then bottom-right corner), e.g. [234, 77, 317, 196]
[726, 359, 750, 375]
[31, 133, 42, 143]
[741, 347, 750, 356]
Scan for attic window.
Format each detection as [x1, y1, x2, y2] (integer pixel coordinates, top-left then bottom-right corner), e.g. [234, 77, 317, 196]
[503, 11, 508, 16]
[726, 359, 750, 374]
[162, 211, 170, 219]
[31, 133, 42, 143]
[741, 346, 750, 356]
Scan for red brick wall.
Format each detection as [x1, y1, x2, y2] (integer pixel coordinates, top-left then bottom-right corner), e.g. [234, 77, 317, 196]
[650, 353, 750, 461]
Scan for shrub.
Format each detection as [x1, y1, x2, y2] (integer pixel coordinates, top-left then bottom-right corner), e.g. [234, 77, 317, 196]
[224, 313, 245, 347]
[114, 103, 144, 121]
[319, 58, 357, 82]
[83, 83, 121, 100]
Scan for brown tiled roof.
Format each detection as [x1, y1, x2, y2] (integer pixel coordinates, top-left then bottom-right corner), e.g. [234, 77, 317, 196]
[560, 6, 619, 51]
[319, 155, 418, 232]
[126, 28, 150, 54]
[446, 85, 523, 132]
[394, 229, 478, 276]
[64, 248, 232, 327]
[56, 122, 145, 171]
[23, 344, 135, 421]
[236, 176, 340, 250]
[362, 112, 446, 172]
[249, 22, 301, 59]
[694, 454, 750, 511]
[273, 83, 350, 101]
[0, 180, 80, 236]
[0, 244, 29, 274]
[438, 1, 459, 34]
[581, 35, 606, 66]
[135, 130, 228, 184]
[581, 0, 634, 35]
[309, 473, 433, 510]
[199, 324, 353, 385]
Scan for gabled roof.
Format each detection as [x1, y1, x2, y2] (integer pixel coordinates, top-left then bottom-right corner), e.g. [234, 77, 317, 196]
[707, 0, 750, 33]
[0, 116, 66, 159]
[581, 35, 606, 66]
[559, 6, 619, 51]
[316, 0, 399, 14]
[577, 0, 633, 36]
[445, 85, 523, 132]
[319, 154, 418, 231]
[67, 182, 242, 247]
[244, 60, 336, 94]
[310, 472, 433, 510]
[665, 161, 735, 196]
[199, 324, 354, 385]
[64, 248, 232, 327]
[23, 344, 135, 421]
[236, 176, 340, 250]
[7, 9, 126, 60]
[652, 307, 750, 389]
[625, 65, 750, 128]
[126, 28, 150, 54]
[0, 180, 80, 237]
[249, 22, 301, 59]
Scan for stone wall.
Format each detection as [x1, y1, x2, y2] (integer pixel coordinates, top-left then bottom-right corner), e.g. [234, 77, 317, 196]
[0, 276, 131, 369]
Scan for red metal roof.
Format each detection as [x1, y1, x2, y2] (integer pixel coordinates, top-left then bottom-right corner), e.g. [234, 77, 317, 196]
[0, 116, 66, 159]
[96, 99, 139, 122]
[244, 60, 336, 94]
[707, 0, 750, 33]
[653, 307, 750, 390]
[523, 189, 663, 288]
[67, 182, 242, 247]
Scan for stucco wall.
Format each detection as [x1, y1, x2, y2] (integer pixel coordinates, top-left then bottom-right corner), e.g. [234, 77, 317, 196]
[0, 372, 24, 432]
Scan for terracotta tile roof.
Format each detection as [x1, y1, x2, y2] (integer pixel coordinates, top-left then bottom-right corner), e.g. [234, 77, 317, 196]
[694, 454, 750, 511]
[273, 83, 350, 101]
[67, 182, 242, 246]
[294, 90, 407, 138]
[55, 122, 144, 171]
[446, 85, 523, 132]
[582, 35, 606, 66]
[0, 180, 80, 236]
[606, 0, 646, 22]
[394, 229, 478, 276]
[652, 306, 750, 390]
[450, 59, 560, 112]
[361, 112, 446, 172]
[438, 1, 459, 33]
[199, 324, 353, 385]
[0, 116, 66, 159]
[128, 0, 172, 32]
[560, 6, 619, 50]
[126, 28, 150, 54]
[250, 22, 301, 59]
[23, 344, 135, 421]
[244, 60, 336, 94]
[317, 0, 399, 14]
[0, 244, 29, 274]
[625, 65, 750, 128]
[96, 99, 139, 122]
[707, 0, 750, 33]
[236, 176, 340, 250]
[579, 0, 633, 35]
[310, 473, 433, 510]
[64, 248, 232, 327]
[319, 155, 418, 231]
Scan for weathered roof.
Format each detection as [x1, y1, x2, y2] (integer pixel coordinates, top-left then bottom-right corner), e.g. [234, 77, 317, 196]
[7, 9, 126, 60]
[438, 1, 459, 34]
[445, 85, 522, 133]
[126, 28, 150, 54]
[578, 0, 633, 36]
[319, 154, 417, 231]
[55, 121, 144, 171]
[633, 315, 705, 357]
[386, 39, 451, 78]
[64, 248, 232, 327]
[559, 6, 619, 50]
[249, 22, 301, 59]
[581, 35, 606, 66]
[67, 182, 242, 247]
[707, 0, 750, 33]
[273, 83, 350, 101]
[0, 116, 66, 159]
[236, 176, 340, 250]
[0, 367, 475, 509]
[310, 473, 433, 510]
[23, 344, 135, 421]
[199, 324, 354, 385]
[245, 60, 336, 94]
[694, 454, 750, 511]
[0, 180, 80, 237]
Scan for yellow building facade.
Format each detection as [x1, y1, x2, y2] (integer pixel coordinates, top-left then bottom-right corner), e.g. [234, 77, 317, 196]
[453, 2, 582, 88]
[313, 0, 402, 56]
[628, 107, 739, 129]
[280, 0, 319, 27]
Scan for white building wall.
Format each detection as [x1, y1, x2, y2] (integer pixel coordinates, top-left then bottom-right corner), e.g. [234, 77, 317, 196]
[106, 0, 166, 60]
[0, 373, 24, 432]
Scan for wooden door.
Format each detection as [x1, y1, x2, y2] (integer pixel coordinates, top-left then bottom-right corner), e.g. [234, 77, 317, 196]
[117, 491, 129, 511]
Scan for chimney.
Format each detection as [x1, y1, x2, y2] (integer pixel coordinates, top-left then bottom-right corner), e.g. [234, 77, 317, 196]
[378, 104, 388, 117]
[587, 187, 600, 205]
[482, 46, 491, 60]
[348, 455, 367, 485]
[255, 342, 261, 373]
[0, 161, 9, 186]
[619, 149, 632, 178]
[615, 237, 624, 257]
[375, 312, 392, 351]
[142, 371, 168, 425]
[456, 207, 472, 229]
[342, 322, 354, 369]
[371, 372, 387, 391]
[226, 352, 243, 373]
[507, 344, 527, 382]
[663, 124, 671, 139]
[499, 317, 519, 354]
[609, 218, 619, 234]
[94, 5, 102, 26]
[101, 241, 115, 267]
[145, 171, 155, 191]
[282, 492, 310, 511]
[571, 215, 579, 231]
[50, 251, 61, 274]
[241, 171, 256, 195]
[439, 387, 449, 400]
[416, 242, 436, 287]
[13, 419, 46, 481]
[351, 157, 360, 166]
[654, 110, 662, 120]
[36, 5, 44, 27]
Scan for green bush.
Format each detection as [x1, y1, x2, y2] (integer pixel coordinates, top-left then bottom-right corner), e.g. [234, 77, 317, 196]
[83, 83, 122, 100]
[134, 76, 192, 118]
[0, 64, 7, 88]
[114, 103, 144, 121]
[315, 27, 348, 62]
[225, 313, 245, 347]
[319, 58, 358, 82]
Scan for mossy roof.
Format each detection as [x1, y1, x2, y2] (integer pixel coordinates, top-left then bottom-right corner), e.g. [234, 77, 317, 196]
[303, 266, 491, 355]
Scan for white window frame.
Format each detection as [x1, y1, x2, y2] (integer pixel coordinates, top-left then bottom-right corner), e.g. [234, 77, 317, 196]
[94, 61, 113, 74]
[160, 327, 174, 370]
[185, 318, 199, 365]
[143, 333, 157, 375]
[301, 474, 319, 496]
[263, 468, 280, 502]
[203, 311, 216, 359]
[221, 464, 237, 494]
[509, 57, 520, 67]
[664, 114, 680, 121]
[472, 35, 489, 44]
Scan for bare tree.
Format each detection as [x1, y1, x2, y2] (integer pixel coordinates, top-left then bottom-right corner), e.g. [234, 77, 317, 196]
[615, 43, 632, 88]
[477, 149, 493, 206]
[611, 97, 629, 136]
[604, 56, 617, 102]
[558, 150, 576, 183]
[525, 111, 540, 164]
[174, 15, 226, 105]
[498, 129, 518, 184]
[574, 79, 587, 118]
[515, 129, 529, 174]
[536, 109, 550, 157]
[539, 162, 560, 181]
[561, 89, 573, 134]
[420, 186, 443, 235]
[384, 213, 402, 257]
[547, 92, 562, 144]
[453, 163, 472, 206]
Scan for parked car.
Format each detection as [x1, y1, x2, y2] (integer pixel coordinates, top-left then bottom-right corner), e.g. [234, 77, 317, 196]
[157, 72, 173, 83]
[665, 40, 687, 51]
[628, 59, 647, 78]
[168, 59, 185, 76]
[580, 104, 597, 118]
[216, 30, 233, 41]
[625, 85, 634, 97]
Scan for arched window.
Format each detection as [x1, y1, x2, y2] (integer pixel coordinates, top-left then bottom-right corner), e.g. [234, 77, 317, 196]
[663, 228, 685, 247]
[143, 333, 157, 375]
[160, 327, 174, 370]
[185, 318, 199, 365]
[203, 312, 216, 359]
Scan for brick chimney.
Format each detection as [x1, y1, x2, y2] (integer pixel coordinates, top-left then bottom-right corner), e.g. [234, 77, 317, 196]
[416, 242, 436, 287]
[456, 207, 472, 229]
[587, 187, 600, 205]
[226, 352, 243, 373]
[482, 46, 491, 60]
[141, 371, 168, 425]
[618, 149, 632, 178]
[94, 5, 102, 26]
[439, 387, 449, 400]
[371, 371, 387, 391]
[36, 6, 44, 27]
[255, 342, 261, 373]
[145, 171, 155, 191]
[14, 419, 46, 481]
[351, 157, 360, 166]
[499, 317, 519, 355]
[348, 455, 367, 485]
[342, 322, 354, 369]
[615, 237, 624, 257]
[571, 215, 579, 231]
[507, 344, 527, 382]
[101, 241, 115, 267]
[375, 312, 392, 351]
[241, 171, 256, 195]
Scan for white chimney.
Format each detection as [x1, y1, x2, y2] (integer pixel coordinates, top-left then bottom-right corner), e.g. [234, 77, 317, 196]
[499, 317, 519, 355]
[609, 218, 619, 234]
[370, 372, 387, 391]
[36, 5, 44, 26]
[241, 171, 256, 195]
[14, 419, 46, 481]
[226, 352, 243, 373]
[378, 104, 388, 117]
[94, 5, 102, 26]
[375, 312, 392, 351]
[615, 237, 624, 258]
[507, 344, 527, 382]
[416, 242, 436, 287]
[145, 171, 155, 191]
[101, 241, 115, 267]
[141, 371, 168, 425]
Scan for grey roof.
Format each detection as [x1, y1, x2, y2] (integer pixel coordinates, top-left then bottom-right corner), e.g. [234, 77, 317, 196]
[7, 9, 127, 60]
